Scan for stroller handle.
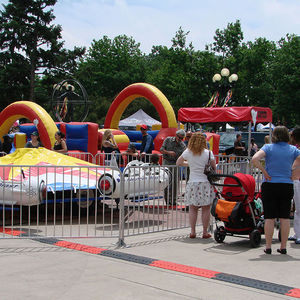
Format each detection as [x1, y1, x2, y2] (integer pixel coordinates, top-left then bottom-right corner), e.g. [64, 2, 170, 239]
[208, 174, 243, 188]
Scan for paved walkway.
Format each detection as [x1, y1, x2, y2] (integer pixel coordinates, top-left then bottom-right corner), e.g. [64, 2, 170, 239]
[0, 227, 299, 300]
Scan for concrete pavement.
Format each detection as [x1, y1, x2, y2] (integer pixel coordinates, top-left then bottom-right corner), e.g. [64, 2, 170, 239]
[0, 226, 299, 300]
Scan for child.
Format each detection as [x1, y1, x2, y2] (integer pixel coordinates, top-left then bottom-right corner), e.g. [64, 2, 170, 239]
[123, 143, 139, 163]
[150, 153, 160, 165]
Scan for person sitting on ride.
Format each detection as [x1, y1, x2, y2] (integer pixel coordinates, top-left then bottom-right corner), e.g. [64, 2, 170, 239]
[2, 134, 14, 155]
[123, 143, 139, 163]
[150, 153, 160, 165]
[52, 131, 68, 154]
[25, 131, 43, 148]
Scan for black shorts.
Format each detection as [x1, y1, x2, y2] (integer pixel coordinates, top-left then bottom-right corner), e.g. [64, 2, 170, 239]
[261, 182, 294, 219]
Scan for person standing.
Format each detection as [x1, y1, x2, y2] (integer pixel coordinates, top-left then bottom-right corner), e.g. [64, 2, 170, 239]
[234, 133, 247, 173]
[184, 131, 193, 146]
[252, 126, 300, 254]
[177, 132, 216, 239]
[250, 138, 258, 156]
[233, 133, 245, 156]
[184, 131, 193, 181]
[160, 129, 186, 205]
[139, 124, 153, 162]
[101, 129, 121, 166]
[289, 126, 300, 244]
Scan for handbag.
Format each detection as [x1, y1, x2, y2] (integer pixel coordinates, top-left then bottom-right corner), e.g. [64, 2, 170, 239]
[109, 153, 118, 167]
[204, 151, 219, 183]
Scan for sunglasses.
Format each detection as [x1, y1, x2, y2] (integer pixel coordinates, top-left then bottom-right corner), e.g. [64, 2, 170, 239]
[176, 135, 184, 140]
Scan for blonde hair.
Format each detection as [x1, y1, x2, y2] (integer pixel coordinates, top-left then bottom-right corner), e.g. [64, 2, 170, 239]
[188, 132, 207, 155]
[102, 129, 112, 144]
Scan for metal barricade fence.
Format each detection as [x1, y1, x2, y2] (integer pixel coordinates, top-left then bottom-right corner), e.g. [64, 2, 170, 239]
[216, 154, 263, 192]
[0, 164, 122, 239]
[67, 151, 95, 164]
[94, 152, 158, 168]
[216, 154, 251, 175]
[1, 152, 263, 243]
[119, 164, 199, 239]
[0, 163, 203, 242]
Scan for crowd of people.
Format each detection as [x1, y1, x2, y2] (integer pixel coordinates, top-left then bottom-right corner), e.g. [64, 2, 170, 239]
[0, 127, 68, 155]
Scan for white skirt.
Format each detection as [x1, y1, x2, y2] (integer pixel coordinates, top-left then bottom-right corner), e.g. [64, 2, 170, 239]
[185, 182, 215, 206]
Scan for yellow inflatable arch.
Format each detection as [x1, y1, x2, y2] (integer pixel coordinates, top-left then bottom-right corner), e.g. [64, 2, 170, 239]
[0, 101, 57, 149]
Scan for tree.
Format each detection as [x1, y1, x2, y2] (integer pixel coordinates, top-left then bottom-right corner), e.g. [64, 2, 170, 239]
[271, 34, 300, 126]
[209, 20, 244, 58]
[75, 35, 146, 123]
[0, 51, 30, 107]
[232, 38, 276, 107]
[147, 27, 219, 113]
[0, 0, 85, 104]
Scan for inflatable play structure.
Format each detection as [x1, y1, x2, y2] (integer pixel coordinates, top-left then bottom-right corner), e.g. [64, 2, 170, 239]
[103, 83, 178, 152]
[0, 83, 221, 161]
[0, 101, 57, 149]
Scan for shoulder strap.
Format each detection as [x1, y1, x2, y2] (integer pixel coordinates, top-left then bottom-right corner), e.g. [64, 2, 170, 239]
[207, 150, 211, 164]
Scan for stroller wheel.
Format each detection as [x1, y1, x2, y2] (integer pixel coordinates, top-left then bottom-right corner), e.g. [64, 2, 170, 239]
[250, 229, 261, 248]
[214, 226, 226, 243]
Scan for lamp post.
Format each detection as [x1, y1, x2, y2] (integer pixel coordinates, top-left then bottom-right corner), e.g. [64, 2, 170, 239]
[209, 68, 238, 107]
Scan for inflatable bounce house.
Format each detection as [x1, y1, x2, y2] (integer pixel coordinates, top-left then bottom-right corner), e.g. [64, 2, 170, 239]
[0, 83, 220, 164]
[101, 83, 220, 160]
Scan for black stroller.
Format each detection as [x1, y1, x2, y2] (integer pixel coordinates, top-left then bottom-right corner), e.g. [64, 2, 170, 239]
[210, 173, 264, 247]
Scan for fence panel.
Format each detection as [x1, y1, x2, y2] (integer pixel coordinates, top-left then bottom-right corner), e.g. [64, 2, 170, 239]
[0, 164, 122, 239]
[120, 164, 202, 238]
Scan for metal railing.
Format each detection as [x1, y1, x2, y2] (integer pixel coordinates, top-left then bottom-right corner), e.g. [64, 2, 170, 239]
[0, 152, 263, 245]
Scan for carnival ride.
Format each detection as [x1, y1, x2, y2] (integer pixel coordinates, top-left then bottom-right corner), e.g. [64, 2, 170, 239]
[0, 82, 218, 208]
[0, 148, 170, 207]
[0, 82, 220, 159]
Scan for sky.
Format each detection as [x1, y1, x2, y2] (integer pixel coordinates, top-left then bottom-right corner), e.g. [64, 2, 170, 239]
[0, 0, 300, 54]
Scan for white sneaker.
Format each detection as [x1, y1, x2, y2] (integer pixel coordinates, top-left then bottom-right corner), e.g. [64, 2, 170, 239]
[288, 235, 296, 241]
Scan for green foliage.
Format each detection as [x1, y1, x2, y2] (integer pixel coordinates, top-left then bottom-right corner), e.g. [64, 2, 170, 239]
[209, 20, 244, 58]
[0, 0, 85, 105]
[146, 27, 219, 115]
[232, 38, 276, 107]
[76, 35, 145, 98]
[74, 35, 146, 124]
[0, 6, 299, 128]
[271, 35, 300, 126]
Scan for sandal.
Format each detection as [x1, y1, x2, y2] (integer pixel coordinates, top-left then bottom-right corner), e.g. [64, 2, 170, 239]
[264, 248, 272, 254]
[189, 233, 196, 239]
[277, 248, 287, 254]
[202, 233, 212, 239]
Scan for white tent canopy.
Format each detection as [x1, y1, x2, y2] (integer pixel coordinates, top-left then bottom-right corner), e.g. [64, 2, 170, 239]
[119, 109, 161, 128]
[226, 123, 235, 131]
[257, 122, 275, 131]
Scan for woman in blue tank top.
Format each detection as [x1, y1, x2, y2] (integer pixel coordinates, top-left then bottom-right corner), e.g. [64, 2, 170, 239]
[252, 126, 300, 255]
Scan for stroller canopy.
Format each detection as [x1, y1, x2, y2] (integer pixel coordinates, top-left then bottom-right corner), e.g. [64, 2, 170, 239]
[222, 173, 255, 201]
